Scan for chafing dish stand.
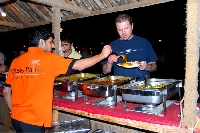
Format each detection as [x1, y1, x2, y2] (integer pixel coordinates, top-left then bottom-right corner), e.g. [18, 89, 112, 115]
[119, 79, 182, 116]
[54, 80, 82, 101]
[84, 85, 120, 108]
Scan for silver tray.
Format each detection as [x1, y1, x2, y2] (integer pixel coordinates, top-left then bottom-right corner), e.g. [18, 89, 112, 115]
[80, 76, 134, 97]
[54, 73, 100, 92]
[92, 129, 115, 133]
[118, 78, 182, 104]
[46, 118, 91, 133]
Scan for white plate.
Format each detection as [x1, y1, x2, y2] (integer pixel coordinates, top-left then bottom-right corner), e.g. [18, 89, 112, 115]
[121, 64, 139, 68]
[117, 62, 140, 68]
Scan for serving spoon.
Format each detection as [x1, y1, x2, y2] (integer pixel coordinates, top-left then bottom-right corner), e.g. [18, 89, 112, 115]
[112, 52, 128, 63]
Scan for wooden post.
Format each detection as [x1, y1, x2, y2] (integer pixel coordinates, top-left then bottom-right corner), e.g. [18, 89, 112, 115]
[183, 0, 200, 128]
[52, 6, 61, 54]
[52, 109, 58, 122]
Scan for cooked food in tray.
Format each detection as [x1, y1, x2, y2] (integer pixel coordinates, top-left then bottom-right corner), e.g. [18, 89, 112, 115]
[134, 84, 167, 89]
[55, 73, 99, 82]
[80, 76, 134, 86]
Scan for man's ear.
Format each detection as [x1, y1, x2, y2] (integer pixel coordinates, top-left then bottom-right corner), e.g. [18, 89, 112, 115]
[131, 23, 134, 29]
[38, 39, 45, 48]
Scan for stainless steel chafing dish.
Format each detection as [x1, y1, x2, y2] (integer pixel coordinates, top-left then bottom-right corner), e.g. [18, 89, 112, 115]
[118, 78, 182, 116]
[79, 76, 135, 107]
[46, 118, 91, 133]
[54, 73, 100, 101]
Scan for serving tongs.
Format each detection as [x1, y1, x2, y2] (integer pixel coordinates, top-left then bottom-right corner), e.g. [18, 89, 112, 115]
[112, 52, 128, 63]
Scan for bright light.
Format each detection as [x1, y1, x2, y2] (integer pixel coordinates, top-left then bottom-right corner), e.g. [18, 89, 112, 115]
[1, 12, 6, 17]
[158, 39, 162, 42]
[0, 8, 6, 17]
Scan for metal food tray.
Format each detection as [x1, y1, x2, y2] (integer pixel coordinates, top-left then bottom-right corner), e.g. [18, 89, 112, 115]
[55, 73, 101, 82]
[118, 78, 182, 104]
[54, 73, 101, 92]
[92, 129, 115, 133]
[79, 76, 134, 97]
[46, 118, 91, 133]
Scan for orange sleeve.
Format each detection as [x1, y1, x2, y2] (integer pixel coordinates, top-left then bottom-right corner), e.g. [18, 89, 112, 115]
[48, 53, 73, 76]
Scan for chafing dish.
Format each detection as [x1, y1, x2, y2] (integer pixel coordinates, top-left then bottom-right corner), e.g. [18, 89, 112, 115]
[118, 78, 182, 116]
[46, 118, 91, 133]
[54, 73, 100, 101]
[79, 76, 134, 107]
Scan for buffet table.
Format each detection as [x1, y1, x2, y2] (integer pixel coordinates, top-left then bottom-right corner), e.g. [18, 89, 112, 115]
[53, 96, 191, 133]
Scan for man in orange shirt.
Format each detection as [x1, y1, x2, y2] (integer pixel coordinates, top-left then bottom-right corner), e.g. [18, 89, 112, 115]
[3, 28, 111, 133]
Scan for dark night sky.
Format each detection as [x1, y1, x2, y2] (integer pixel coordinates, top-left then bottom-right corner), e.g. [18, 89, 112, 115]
[0, 0, 186, 57]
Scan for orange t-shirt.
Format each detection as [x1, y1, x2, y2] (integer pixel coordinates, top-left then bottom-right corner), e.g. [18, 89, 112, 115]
[6, 47, 74, 127]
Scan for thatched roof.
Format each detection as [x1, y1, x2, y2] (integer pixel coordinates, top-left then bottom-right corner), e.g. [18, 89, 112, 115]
[0, 0, 174, 32]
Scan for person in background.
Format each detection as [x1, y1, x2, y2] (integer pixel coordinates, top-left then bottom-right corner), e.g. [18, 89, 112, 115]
[3, 27, 111, 133]
[0, 65, 7, 73]
[81, 47, 91, 59]
[6, 48, 18, 67]
[60, 33, 82, 59]
[19, 47, 27, 56]
[0, 51, 6, 65]
[0, 51, 8, 73]
[102, 13, 157, 80]
[60, 33, 82, 74]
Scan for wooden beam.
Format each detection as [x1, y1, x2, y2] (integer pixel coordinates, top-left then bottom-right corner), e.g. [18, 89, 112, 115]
[61, 0, 176, 21]
[0, 20, 23, 28]
[90, 0, 175, 16]
[29, 0, 90, 15]
[7, 3, 30, 24]
[24, 20, 51, 28]
[27, 2, 49, 21]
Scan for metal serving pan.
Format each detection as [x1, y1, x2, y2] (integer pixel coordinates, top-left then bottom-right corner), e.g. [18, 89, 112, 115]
[118, 78, 182, 105]
[79, 76, 134, 97]
[46, 118, 91, 133]
[54, 73, 100, 92]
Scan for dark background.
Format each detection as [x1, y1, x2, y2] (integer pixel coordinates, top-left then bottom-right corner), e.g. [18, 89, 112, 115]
[0, 0, 186, 79]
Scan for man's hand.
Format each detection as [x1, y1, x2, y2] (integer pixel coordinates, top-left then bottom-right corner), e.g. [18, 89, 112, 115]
[107, 54, 120, 64]
[100, 45, 112, 58]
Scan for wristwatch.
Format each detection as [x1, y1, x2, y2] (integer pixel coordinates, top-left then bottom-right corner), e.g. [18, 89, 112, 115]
[147, 64, 151, 71]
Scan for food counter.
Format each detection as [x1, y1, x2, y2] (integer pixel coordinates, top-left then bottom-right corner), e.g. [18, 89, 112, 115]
[52, 74, 191, 132]
[53, 96, 190, 133]
[0, 73, 196, 132]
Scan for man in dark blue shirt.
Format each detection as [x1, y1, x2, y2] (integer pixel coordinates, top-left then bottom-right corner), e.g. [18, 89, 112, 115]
[102, 14, 157, 80]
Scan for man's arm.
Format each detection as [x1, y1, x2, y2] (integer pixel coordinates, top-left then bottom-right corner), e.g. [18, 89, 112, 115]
[72, 45, 112, 71]
[102, 62, 112, 74]
[102, 54, 120, 74]
[138, 61, 157, 72]
[3, 86, 12, 111]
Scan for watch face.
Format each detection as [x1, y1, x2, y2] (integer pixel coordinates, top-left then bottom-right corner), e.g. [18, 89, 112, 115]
[147, 65, 151, 71]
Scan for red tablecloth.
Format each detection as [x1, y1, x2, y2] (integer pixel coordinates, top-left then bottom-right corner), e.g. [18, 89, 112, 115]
[53, 95, 182, 127]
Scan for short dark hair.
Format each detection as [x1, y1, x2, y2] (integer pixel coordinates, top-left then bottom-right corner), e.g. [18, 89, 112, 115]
[28, 27, 54, 47]
[60, 33, 73, 44]
[115, 14, 132, 24]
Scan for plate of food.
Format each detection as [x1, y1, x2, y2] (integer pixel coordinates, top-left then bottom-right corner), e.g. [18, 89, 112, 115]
[117, 61, 141, 68]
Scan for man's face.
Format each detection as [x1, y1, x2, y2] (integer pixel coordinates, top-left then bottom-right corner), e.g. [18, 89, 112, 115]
[116, 20, 133, 40]
[43, 37, 55, 52]
[61, 41, 72, 52]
